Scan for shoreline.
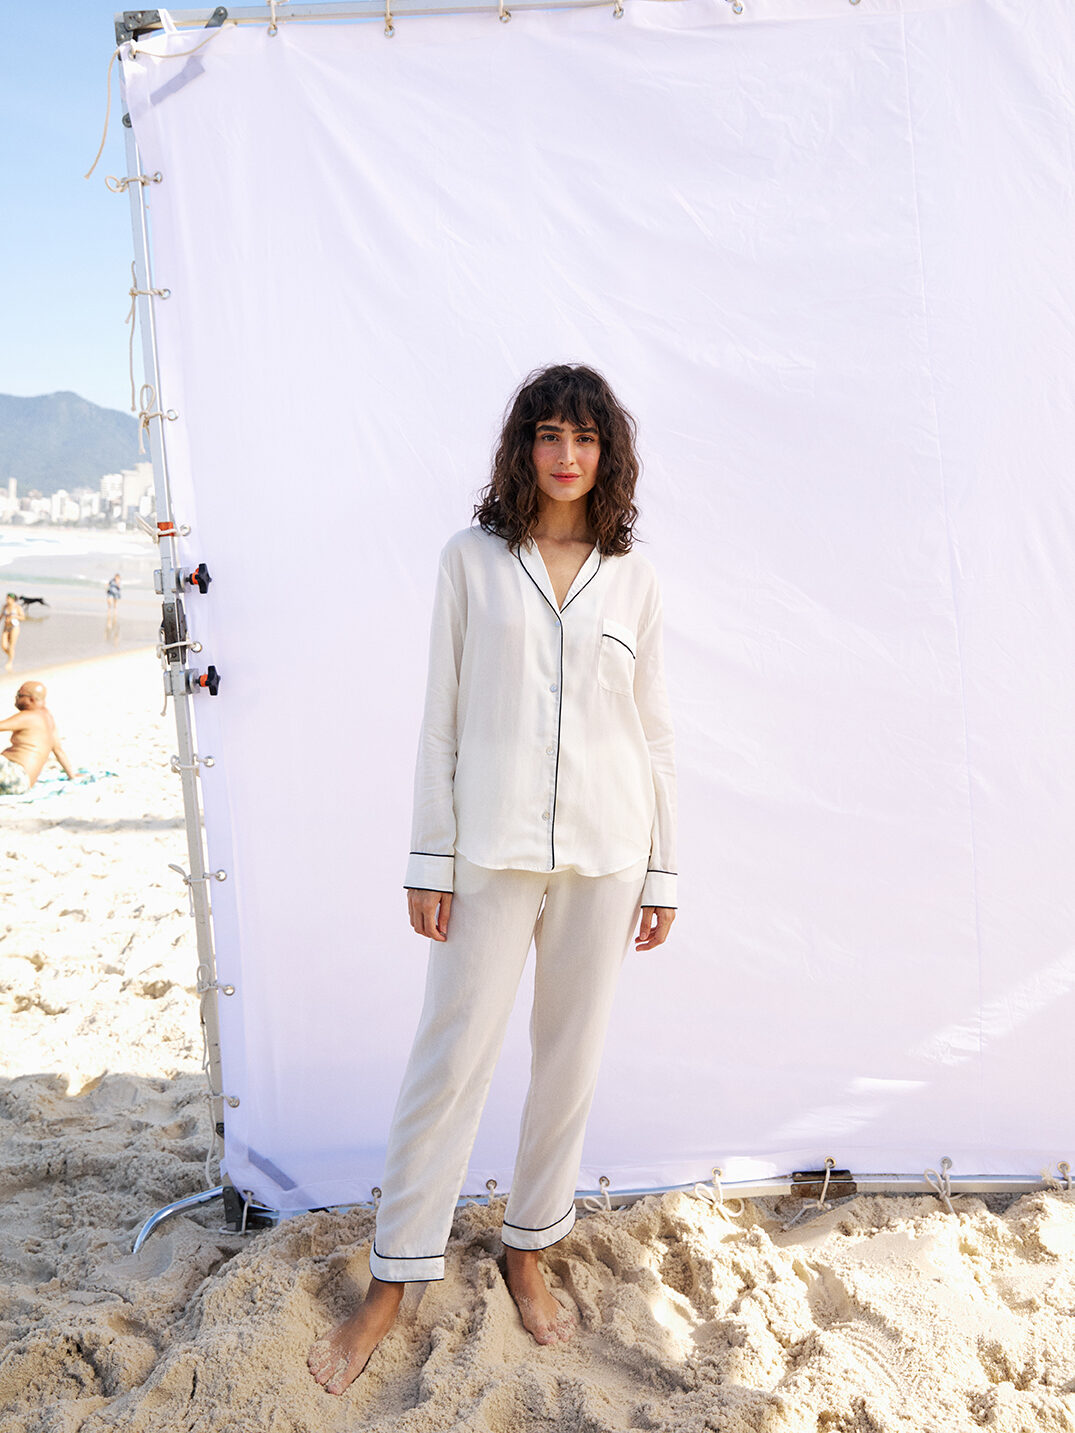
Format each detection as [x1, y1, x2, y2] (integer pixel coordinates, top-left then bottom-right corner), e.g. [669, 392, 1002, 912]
[1, 610, 159, 680]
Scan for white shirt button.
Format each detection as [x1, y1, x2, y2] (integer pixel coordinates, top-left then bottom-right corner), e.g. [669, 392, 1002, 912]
[542, 811, 550, 821]
[549, 683, 558, 692]
[546, 747, 555, 756]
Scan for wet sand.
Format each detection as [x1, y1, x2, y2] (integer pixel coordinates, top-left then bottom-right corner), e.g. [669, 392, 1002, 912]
[4, 610, 158, 674]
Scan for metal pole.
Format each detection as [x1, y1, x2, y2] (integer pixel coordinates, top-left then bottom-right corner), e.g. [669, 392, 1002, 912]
[118, 82, 230, 1184]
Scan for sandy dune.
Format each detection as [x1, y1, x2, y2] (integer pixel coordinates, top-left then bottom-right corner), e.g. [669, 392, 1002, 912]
[3, 650, 1075, 1432]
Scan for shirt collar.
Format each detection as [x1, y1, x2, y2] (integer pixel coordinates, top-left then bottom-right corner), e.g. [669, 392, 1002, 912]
[518, 538, 602, 615]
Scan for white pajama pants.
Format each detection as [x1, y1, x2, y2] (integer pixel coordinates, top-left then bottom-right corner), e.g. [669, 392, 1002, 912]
[369, 851, 649, 1283]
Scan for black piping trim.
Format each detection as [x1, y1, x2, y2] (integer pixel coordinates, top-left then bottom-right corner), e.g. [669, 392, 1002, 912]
[551, 623, 562, 869]
[516, 555, 563, 871]
[372, 1242, 444, 1261]
[601, 632, 636, 660]
[403, 886, 453, 893]
[371, 1273, 445, 1284]
[409, 851, 453, 858]
[559, 554, 602, 614]
[502, 1204, 575, 1234]
[646, 868, 677, 876]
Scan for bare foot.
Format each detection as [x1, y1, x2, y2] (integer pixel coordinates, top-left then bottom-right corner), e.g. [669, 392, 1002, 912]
[307, 1276, 404, 1395]
[504, 1247, 576, 1346]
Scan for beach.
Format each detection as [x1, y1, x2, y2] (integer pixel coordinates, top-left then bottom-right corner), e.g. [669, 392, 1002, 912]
[4, 651, 1075, 1431]
[0, 526, 160, 673]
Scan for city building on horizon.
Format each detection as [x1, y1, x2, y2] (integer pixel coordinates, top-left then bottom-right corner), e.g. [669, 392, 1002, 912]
[0, 463, 154, 529]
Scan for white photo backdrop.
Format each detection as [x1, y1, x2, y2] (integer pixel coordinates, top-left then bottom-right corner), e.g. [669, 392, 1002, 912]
[121, 0, 1075, 1210]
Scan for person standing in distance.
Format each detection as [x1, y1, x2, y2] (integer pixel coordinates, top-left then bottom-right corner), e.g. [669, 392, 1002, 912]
[309, 363, 677, 1395]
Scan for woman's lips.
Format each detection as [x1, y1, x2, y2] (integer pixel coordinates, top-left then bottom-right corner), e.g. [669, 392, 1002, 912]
[554, 474, 578, 483]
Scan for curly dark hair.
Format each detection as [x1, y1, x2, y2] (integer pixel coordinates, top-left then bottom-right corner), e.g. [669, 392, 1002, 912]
[473, 364, 640, 556]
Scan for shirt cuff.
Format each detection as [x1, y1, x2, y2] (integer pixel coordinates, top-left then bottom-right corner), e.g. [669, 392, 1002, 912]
[640, 868, 677, 908]
[404, 851, 455, 892]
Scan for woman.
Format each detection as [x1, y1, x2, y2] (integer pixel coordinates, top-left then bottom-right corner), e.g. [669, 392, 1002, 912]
[309, 363, 677, 1395]
[1, 594, 25, 672]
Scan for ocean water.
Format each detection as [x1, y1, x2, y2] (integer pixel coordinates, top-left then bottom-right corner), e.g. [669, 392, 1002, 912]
[0, 525, 160, 617]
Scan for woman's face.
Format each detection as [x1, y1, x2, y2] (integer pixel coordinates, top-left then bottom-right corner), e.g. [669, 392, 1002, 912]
[531, 416, 600, 509]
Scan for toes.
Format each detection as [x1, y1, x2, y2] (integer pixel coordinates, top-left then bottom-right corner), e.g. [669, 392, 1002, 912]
[324, 1355, 352, 1395]
[307, 1339, 331, 1371]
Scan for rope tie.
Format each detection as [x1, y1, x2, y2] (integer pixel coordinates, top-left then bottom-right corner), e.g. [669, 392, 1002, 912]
[612, 0, 624, 15]
[136, 384, 178, 454]
[85, 46, 123, 180]
[784, 1157, 836, 1231]
[1042, 1162, 1072, 1193]
[498, 0, 511, 22]
[157, 635, 202, 661]
[693, 1166, 745, 1222]
[268, 0, 282, 34]
[106, 171, 162, 193]
[582, 1175, 613, 1213]
[125, 263, 171, 409]
[168, 861, 227, 915]
[198, 977, 236, 997]
[371, 1187, 382, 1208]
[384, 0, 395, 38]
[924, 1156, 955, 1214]
[170, 753, 216, 775]
[86, 25, 233, 181]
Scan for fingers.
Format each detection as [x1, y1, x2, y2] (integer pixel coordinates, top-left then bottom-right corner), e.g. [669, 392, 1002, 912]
[634, 905, 676, 950]
[436, 892, 452, 939]
[406, 888, 452, 940]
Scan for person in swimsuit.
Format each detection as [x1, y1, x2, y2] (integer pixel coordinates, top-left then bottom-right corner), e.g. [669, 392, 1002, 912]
[106, 574, 121, 644]
[309, 364, 677, 1395]
[0, 682, 77, 795]
[1, 593, 24, 672]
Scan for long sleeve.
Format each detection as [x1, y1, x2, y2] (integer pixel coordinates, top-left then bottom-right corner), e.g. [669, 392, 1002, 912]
[634, 578, 678, 908]
[403, 554, 466, 893]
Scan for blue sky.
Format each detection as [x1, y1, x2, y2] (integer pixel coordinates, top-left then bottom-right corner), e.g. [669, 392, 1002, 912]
[1, 4, 133, 413]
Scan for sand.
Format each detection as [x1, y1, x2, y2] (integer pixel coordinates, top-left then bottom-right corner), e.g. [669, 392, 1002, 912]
[4, 650, 1075, 1432]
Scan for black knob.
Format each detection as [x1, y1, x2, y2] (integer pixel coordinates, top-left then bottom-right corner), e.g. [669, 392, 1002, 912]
[198, 665, 221, 696]
[187, 563, 212, 594]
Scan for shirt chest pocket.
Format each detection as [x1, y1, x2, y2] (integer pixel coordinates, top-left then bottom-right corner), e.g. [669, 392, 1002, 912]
[598, 618, 637, 696]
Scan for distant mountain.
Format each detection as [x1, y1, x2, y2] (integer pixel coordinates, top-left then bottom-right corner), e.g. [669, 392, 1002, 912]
[0, 392, 141, 498]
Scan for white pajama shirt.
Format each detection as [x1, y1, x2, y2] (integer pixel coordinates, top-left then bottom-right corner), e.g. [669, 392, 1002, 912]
[403, 524, 678, 908]
[372, 523, 677, 1280]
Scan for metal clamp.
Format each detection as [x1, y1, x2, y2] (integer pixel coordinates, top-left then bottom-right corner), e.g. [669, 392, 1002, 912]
[155, 563, 212, 596]
[162, 665, 222, 700]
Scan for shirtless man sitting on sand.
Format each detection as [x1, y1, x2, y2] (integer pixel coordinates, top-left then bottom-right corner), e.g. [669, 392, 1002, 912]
[0, 683, 77, 797]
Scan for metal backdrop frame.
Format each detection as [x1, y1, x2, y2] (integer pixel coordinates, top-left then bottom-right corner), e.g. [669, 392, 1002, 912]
[116, 2, 1063, 1251]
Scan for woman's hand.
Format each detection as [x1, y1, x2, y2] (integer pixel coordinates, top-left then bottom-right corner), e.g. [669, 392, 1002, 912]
[406, 888, 453, 941]
[635, 905, 675, 951]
